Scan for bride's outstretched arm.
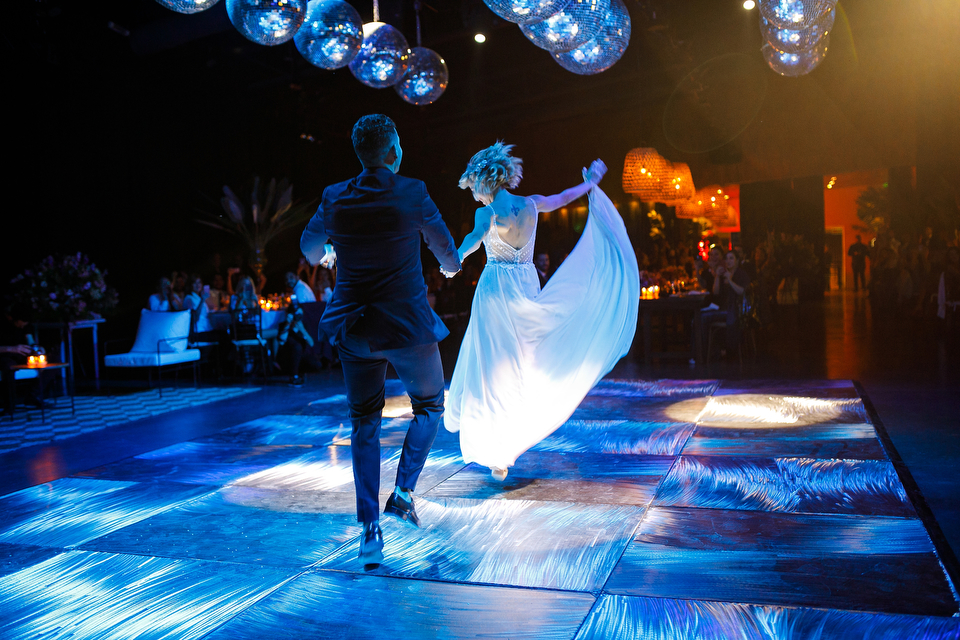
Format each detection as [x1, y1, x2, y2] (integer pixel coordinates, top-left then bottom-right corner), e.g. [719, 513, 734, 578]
[458, 206, 494, 262]
[530, 159, 607, 213]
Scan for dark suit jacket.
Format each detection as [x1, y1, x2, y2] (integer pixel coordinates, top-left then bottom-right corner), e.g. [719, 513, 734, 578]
[300, 167, 461, 351]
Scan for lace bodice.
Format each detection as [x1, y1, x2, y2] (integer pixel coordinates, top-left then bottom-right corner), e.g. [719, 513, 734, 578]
[483, 204, 536, 266]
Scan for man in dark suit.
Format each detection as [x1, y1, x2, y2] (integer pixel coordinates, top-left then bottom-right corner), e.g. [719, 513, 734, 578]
[300, 114, 461, 566]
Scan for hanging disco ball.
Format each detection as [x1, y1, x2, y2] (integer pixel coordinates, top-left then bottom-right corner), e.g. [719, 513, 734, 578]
[520, 0, 610, 52]
[760, 5, 833, 54]
[552, 0, 629, 75]
[759, 0, 836, 30]
[483, 0, 571, 26]
[349, 22, 410, 88]
[226, 0, 307, 46]
[395, 47, 449, 105]
[762, 33, 829, 76]
[294, 0, 363, 69]
[155, 0, 221, 14]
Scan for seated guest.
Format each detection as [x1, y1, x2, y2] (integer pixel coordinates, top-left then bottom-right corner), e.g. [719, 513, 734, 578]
[171, 271, 188, 309]
[148, 277, 181, 311]
[183, 274, 213, 333]
[534, 253, 551, 289]
[703, 250, 752, 357]
[312, 268, 334, 303]
[230, 276, 260, 312]
[207, 273, 226, 311]
[230, 276, 261, 374]
[698, 246, 724, 292]
[285, 271, 316, 303]
[276, 298, 319, 386]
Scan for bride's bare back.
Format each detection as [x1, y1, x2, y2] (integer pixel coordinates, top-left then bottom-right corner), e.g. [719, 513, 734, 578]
[489, 193, 537, 250]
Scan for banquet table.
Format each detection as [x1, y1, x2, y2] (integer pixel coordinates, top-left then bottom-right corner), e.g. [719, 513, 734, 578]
[638, 294, 712, 365]
[207, 310, 285, 339]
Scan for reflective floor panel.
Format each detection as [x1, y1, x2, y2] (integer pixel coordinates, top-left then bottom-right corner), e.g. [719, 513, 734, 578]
[653, 455, 915, 517]
[575, 595, 960, 640]
[319, 497, 645, 592]
[682, 423, 886, 460]
[426, 451, 673, 507]
[80, 489, 360, 568]
[604, 506, 957, 615]
[194, 414, 351, 446]
[206, 570, 597, 640]
[0, 550, 294, 640]
[533, 419, 697, 456]
[697, 394, 869, 426]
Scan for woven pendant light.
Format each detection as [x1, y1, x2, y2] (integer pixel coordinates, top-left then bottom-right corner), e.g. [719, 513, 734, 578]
[676, 186, 729, 219]
[622, 148, 669, 201]
[659, 161, 695, 204]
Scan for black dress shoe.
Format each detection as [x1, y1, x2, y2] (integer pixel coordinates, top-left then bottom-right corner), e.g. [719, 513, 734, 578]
[384, 490, 420, 528]
[358, 522, 383, 566]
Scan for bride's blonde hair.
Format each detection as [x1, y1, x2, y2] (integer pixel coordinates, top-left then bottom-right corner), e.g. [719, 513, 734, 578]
[459, 142, 523, 198]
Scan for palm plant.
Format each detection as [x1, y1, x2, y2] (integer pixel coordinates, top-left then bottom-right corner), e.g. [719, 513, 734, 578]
[197, 177, 315, 286]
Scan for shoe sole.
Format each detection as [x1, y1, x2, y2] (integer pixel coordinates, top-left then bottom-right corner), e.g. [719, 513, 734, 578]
[383, 506, 420, 529]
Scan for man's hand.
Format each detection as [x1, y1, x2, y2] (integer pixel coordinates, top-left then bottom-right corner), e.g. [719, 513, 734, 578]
[440, 267, 460, 279]
[0, 345, 33, 356]
[319, 244, 337, 269]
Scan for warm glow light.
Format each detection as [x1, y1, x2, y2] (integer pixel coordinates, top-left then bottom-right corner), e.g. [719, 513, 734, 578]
[474, 33, 486, 43]
[743, 0, 755, 9]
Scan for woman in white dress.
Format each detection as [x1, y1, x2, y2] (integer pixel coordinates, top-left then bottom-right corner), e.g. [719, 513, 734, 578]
[444, 143, 640, 479]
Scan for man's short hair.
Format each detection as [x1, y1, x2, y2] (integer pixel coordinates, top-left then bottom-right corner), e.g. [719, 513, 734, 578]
[352, 114, 397, 166]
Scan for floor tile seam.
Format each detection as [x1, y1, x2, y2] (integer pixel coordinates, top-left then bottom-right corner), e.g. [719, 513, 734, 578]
[854, 380, 960, 603]
[645, 500, 923, 521]
[592, 591, 960, 621]
[309, 564, 604, 598]
[70, 543, 324, 572]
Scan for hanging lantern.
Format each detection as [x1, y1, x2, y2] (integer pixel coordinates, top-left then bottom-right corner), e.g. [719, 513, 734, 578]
[552, 0, 630, 75]
[155, 0, 220, 14]
[623, 148, 669, 201]
[659, 162, 696, 204]
[483, 0, 572, 25]
[520, 0, 610, 53]
[349, 22, 410, 88]
[762, 33, 829, 76]
[761, 5, 833, 54]
[226, 0, 307, 46]
[759, 0, 836, 30]
[676, 186, 730, 219]
[295, 0, 363, 69]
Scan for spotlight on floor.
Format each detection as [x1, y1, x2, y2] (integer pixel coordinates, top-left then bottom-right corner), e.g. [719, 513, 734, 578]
[474, 33, 486, 43]
[742, 0, 756, 9]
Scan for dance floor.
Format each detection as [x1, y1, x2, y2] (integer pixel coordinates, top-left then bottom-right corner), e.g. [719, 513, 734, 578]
[0, 378, 958, 639]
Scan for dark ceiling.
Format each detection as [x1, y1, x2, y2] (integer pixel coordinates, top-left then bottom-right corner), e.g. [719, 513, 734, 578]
[4, 0, 952, 295]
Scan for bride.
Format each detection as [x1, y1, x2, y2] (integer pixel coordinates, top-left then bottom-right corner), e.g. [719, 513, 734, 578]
[444, 142, 640, 479]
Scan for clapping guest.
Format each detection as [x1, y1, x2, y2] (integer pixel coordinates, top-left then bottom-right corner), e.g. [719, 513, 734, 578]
[285, 271, 316, 303]
[207, 273, 226, 311]
[230, 276, 259, 312]
[183, 274, 213, 333]
[171, 271, 188, 309]
[148, 277, 181, 311]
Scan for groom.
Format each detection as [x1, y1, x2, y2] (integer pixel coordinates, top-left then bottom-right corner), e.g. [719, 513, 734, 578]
[300, 114, 461, 566]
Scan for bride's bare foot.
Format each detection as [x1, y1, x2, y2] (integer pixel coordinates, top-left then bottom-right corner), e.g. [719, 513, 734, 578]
[491, 467, 508, 481]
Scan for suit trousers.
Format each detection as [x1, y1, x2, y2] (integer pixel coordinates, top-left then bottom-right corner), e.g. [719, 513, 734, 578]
[337, 332, 445, 523]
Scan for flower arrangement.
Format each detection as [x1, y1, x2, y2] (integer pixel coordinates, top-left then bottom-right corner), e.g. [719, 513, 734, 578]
[7, 253, 119, 322]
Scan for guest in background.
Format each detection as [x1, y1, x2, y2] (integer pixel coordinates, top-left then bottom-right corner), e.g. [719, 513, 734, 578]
[698, 246, 724, 293]
[534, 253, 551, 289]
[704, 250, 751, 358]
[183, 274, 213, 333]
[148, 277, 181, 311]
[207, 273, 225, 311]
[230, 276, 259, 312]
[276, 297, 318, 386]
[230, 276, 261, 375]
[848, 235, 870, 292]
[313, 268, 334, 303]
[285, 271, 316, 303]
[171, 271, 188, 309]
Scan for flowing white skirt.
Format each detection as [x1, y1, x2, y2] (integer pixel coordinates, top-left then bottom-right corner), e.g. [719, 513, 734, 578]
[444, 187, 640, 469]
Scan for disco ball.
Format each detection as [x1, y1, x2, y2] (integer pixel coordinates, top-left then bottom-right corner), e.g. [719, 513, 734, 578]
[155, 0, 221, 14]
[761, 5, 833, 54]
[552, 0, 630, 75]
[483, 0, 571, 26]
[349, 22, 410, 88]
[759, 0, 836, 30]
[395, 47, 449, 105]
[294, 0, 363, 69]
[520, 0, 610, 53]
[762, 33, 829, 76]
[226, 0, 307, 46]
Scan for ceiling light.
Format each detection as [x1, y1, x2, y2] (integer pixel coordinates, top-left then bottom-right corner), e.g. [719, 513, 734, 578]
[743, 0, 756, 9]
[475, 33, 486, 43]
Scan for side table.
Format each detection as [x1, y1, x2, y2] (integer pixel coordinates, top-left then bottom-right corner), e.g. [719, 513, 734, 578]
[9, 363, 75, 423]
[33, 318, 106, 393]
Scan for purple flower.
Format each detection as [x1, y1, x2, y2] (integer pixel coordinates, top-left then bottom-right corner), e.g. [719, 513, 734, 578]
[83, 282, 91, 290]
[49, 292, 57, 300]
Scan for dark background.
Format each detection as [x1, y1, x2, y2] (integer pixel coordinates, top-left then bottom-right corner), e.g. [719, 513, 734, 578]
[4, 0, 959, 335]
